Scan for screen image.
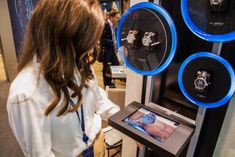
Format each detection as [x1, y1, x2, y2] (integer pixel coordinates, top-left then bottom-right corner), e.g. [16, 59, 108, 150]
[124, 108, 179, 142]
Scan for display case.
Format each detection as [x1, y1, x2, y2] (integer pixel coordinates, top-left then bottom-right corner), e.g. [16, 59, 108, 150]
[109, 1, 235, 157]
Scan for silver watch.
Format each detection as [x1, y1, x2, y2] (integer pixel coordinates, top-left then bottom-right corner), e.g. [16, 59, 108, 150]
[142, 32, 156, 47]
[210, 0, 224, 6]
[127, 30, 138, 45]
[194, 70, 211, 93]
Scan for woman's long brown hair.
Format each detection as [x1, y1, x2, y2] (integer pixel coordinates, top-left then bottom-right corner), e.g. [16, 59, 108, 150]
[18, 0, 104, 116]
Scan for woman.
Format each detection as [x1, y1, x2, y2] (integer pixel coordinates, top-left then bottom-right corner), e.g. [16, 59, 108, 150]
[7, 0, 119, 157]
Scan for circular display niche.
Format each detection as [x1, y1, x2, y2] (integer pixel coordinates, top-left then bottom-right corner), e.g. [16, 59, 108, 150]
[116, 2, 177, 76]
[178, 52, 235, 108]
[181, 0, 235, 42]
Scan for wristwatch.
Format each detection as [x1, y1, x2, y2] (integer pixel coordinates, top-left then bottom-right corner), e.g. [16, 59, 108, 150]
[140, 113, 156, 125]
[142, 32, 155, 47]
[142, 32, 160, 51]
[210, 0, 223, 6]
[126, 30, 141, 48]
[209, 0, 228, 13]
[194, 70, 211, 93]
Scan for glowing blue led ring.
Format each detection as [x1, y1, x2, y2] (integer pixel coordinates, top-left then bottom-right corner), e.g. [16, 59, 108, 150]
[116, 2, 177, 76]
[181, 0, 235, 42]
[178, 52, 235, 108]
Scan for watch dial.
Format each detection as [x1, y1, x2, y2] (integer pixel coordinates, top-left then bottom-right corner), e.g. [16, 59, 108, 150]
[195, 78, 206, 90]
[210, 0, 224, 6]
[140, 113, 156, 124]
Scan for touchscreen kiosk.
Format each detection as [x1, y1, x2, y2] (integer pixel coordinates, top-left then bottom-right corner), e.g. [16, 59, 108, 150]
[124, 107, 179, 143]
[109, 101, 194, 157]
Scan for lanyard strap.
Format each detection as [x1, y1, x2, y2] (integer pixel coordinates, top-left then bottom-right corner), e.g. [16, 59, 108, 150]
[70, 100, 89, 144]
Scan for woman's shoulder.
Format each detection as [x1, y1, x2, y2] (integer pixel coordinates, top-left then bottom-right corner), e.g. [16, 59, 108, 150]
[8, 64, 52, 105]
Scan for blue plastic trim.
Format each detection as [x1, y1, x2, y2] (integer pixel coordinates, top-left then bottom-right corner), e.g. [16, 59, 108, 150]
[178, 52, 235, 108]
[181, 0, 235, 42]
[116, 2, 177, 76]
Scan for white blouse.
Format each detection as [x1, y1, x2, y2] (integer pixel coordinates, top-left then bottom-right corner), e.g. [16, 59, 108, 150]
[7, 62, 120, 157]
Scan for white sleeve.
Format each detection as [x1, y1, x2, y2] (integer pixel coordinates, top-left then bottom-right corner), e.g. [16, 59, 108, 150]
[90, 66, 120, 120]
[94, 86, 120, 121]
[7, 92, 55, 157]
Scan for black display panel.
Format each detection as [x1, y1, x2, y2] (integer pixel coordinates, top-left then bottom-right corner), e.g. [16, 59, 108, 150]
[220, 40, 235, 68]
[151, 0, 213, 120]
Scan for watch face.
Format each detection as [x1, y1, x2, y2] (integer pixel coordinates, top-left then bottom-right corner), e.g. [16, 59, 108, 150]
[142, 32, 156, 47]
[127, 30, 137, 44]
[142, 34, 152, 47]
[210, 0, 223, 6]
[126, 30, 142, 48]
[140, 113, 156, 124]
[194, 78, 207, 90]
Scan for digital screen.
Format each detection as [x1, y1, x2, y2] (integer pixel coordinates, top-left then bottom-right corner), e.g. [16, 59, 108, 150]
[123, 108, 179, 142]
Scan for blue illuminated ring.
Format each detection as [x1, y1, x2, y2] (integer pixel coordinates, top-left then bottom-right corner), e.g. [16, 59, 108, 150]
[178, 52, 235, 108]
[116, 2, 177, 76]
[181, 0, 235, 42]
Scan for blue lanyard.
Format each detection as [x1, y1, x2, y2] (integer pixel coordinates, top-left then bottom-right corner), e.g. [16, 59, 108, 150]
[70, 100, 89, 144]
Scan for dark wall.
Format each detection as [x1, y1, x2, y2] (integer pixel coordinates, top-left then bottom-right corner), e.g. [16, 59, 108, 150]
[150, 0, 234, 156]
[151, 0, 213, 120]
